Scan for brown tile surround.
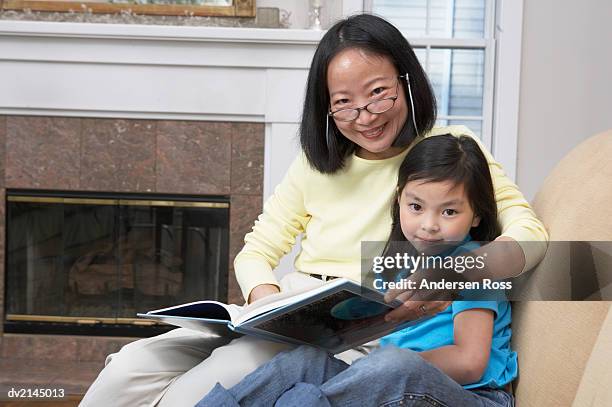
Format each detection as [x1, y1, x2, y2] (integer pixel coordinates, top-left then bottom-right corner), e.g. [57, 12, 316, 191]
[0, 189, 4, 338]
[0, 115, 265, 393]
[229, 194, 263, 303]
[0, 118, 5, 338]
[231, 122, 264, 195]
[6, 117, 81, 190]
[80, 119, 157, 192]
[156, 121, 232, 194]
[0, 334, 134, 396]
[0, 115, 5, 190]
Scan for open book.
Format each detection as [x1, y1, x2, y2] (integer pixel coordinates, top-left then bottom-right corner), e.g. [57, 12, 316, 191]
[137, 278, 421, 354]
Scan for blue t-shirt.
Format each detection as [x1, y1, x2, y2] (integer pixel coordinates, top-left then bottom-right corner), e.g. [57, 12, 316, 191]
[378, 238, 518, 390]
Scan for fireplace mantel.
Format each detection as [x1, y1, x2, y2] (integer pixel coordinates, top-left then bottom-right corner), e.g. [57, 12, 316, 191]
[0, 20, 321, 199]
[0, 21, 323, 121]
[0, 21, 323, 44]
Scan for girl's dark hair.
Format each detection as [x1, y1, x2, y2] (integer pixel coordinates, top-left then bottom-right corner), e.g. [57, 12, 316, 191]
[300, 14, 437, 174]
[388, 134, 501, 244]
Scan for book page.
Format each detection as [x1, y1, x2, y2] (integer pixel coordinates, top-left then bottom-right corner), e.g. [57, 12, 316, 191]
[145, 300, 242, 322]
[235, 278, 343, 326]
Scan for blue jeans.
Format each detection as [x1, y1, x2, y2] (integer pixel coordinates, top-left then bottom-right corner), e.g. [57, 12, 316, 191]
[195, 345, 514, 407]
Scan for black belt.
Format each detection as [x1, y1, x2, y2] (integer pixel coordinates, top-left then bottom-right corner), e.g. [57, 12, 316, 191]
[309, 273, 339, 282]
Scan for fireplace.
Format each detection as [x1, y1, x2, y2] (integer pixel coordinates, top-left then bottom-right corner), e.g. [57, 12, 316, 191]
[0, 22, 300, 392]
[4, 190, 229, 336]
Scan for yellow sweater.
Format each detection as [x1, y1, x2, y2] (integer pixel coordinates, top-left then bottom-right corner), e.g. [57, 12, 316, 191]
[235, 126, 549, 300]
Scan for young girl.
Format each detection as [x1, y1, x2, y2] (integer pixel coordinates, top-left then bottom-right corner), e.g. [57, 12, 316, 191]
[195, 134, 517, 407]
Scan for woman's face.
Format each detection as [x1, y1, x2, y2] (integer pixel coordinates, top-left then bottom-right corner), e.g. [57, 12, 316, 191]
[327, 48, 409, 160]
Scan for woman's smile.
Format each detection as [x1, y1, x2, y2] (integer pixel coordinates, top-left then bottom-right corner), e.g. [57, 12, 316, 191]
[360, 124, 386, 139]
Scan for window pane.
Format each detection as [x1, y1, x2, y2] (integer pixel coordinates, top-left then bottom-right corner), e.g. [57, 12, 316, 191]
[372, 0, 486, 39]
[427, 48, 484, 117]
[373, 0, 427, 38]
[436, 119, 482, 139]
[413, 47, 427, 68]
[413, 47, 429, 82]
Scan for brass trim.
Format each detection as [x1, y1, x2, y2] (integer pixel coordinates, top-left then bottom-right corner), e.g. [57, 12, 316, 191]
[116, 317, 159, 326]
[7, 196, 117, 205]
[63, 198, 118, 206]
[119, 200, 229, 208]
[6, 314, 161, 326]
[8, 196, 228, 208]
[76, 319, 102, 325]
[128, 319, 158, 326]
[7, 314, 114, 324]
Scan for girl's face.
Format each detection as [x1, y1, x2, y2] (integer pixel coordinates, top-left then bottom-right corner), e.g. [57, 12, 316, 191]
[327, 48, 409, 160]
[398, 180, 481, 255]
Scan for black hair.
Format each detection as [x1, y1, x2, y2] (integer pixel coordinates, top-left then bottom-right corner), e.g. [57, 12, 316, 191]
[300, 13, 437, 174]
[387, 134, 501, 245]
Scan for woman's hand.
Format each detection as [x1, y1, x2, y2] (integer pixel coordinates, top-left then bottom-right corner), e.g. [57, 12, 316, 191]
[383, 291, 452, 323]
[382, 263, 463, 323]
[248, 284, 280, 304]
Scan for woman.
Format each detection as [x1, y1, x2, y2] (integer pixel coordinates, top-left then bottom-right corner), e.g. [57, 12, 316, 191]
[80, 14, 547, 407]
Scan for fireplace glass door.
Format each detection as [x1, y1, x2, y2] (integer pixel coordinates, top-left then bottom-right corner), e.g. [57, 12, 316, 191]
[4, 192, 229, 335]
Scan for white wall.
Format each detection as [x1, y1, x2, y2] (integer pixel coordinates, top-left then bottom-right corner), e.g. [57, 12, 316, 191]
[517, 0, 612, 200]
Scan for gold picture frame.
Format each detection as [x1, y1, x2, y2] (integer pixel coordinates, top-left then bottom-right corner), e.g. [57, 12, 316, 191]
[0, 0, 256, 17]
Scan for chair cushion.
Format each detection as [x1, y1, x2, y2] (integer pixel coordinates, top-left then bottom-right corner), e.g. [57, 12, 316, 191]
[511, 130, 612, 405]
[532, 129, 612, 241]
[573, 306, 612, 406]
[511, 302, 610, 406]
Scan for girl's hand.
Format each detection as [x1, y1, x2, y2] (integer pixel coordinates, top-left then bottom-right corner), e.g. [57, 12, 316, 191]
[248, 284, 280, 304]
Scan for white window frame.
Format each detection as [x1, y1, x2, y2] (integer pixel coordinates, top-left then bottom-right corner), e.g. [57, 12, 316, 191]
[343, 0, 523, 180]
[491, 0, 523, 181]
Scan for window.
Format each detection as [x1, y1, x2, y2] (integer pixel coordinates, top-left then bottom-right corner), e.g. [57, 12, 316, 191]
[367, 0, 494, 146]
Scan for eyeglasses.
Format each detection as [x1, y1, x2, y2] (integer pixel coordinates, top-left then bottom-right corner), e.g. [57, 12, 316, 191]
[328, 79, 400, 122]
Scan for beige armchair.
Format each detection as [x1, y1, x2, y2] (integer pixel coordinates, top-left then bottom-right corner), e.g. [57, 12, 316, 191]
[511, 130, 612, 406]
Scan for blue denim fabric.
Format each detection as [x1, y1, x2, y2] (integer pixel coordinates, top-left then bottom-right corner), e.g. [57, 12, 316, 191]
[196, 345, 514, 407]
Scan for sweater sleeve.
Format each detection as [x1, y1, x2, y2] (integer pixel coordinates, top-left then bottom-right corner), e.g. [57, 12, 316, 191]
[463, 129, 549, 273]
[234, 154, 311, 300]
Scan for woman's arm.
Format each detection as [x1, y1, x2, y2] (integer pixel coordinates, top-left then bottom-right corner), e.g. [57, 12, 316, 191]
[235, 154, 311, 302]
[467, 130, 549, 275]
[419, 308, 494, 385]
[462, 236, 526, 281]
[248, 284, 281, 303]
[450, 129, 549, 281]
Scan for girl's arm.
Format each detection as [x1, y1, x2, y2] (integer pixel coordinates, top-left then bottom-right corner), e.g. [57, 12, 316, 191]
[419, 308, 493, 385]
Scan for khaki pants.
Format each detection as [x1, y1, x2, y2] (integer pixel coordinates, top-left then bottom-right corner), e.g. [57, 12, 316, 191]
[80, 273, 374, 407]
